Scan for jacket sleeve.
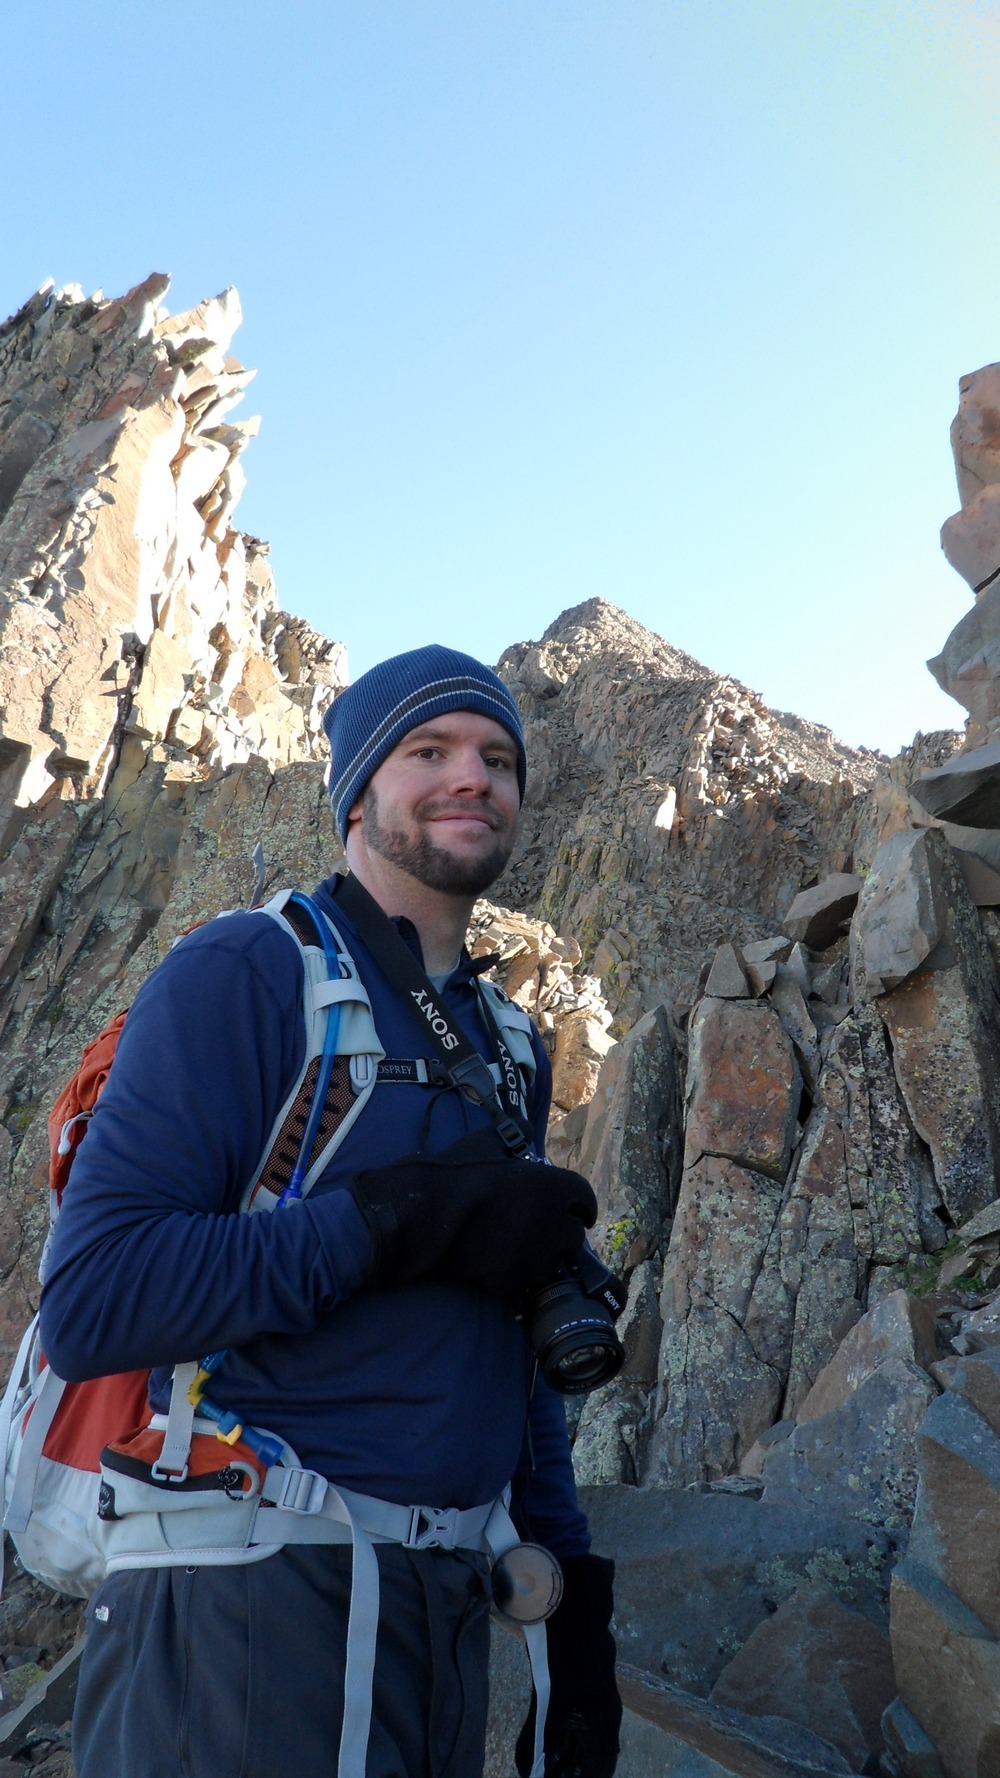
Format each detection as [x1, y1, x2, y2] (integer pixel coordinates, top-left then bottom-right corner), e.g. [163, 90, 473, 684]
[39, 917, 373, 1381]
[509, 1029, 591, 1560]
[511, 1372, 591, 1560]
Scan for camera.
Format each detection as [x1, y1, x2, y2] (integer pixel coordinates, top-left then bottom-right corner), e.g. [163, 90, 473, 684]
[520, 1246, 628, 1393]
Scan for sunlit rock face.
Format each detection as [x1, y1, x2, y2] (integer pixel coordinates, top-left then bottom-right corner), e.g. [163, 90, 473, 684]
[0, 273, 346, 846]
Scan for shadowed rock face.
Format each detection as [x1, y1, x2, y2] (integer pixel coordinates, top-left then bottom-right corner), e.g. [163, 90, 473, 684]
[710, 1584, 895, 1772]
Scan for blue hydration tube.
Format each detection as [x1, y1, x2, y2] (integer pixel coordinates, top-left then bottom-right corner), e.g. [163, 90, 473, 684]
[276, 891, 343, 1206]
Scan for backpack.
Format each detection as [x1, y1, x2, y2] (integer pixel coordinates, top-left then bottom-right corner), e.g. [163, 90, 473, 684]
[0, 887, 537, 1598]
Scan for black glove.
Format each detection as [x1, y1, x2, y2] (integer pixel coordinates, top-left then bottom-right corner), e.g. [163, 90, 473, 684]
[515, 1554, 621, 1778]
[350, 1127, 596, 1294]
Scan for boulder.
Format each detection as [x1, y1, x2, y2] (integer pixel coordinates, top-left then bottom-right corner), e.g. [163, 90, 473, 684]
[781, 874, 862, 950]
[742, 937, 793, 967]
[684, 1000, 801, 1184]
[794, 1291, 937, 1425]
[579, 1484, 891, 1698]
[861, 829, 1000, 1224]
[822, 1006, 934, 1265]
[880, 1698, 946, 1778]
[761, 1358, 938, 1531]
[927, 575, 1000, 731]
[882, 959, 1000, 1225]
[907, 1388, 1000, 1637]
[953, 846, 1000, 906]
[953, 1297, 1000, 1354]
[581, 1005, 683, 1269]
[891, 1334, 1000, 1771]
[940, 483, 1000, 590]
[947, 359, 1000, 506]
[486, 1631, 855, 1778]
[572, 1380, 650, 1486]
[948, 1345, 1000, 1432]
[704, 942, 750, 999]
[570, 1263, 661, 1483]
[853, 829, 949, 997]
[777, 1107, 864, 1415]
[616, 1259, 664, 1385]
[550, 1006, 616, 1112]
[956, 1201, 1000, 1248]
[910, 738, 1000, 828]
[617, 1668, 855, 1777]
[649, 1002, 892, 1482]
[745, 957, 778, 995]
[648, 1155, 790, 1483]
[709, 1584, 895, 1771]
[891, 1559, 1000, 1778]
[769, 969, 819, 1095]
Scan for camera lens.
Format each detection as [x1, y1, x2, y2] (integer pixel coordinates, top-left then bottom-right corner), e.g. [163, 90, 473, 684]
[522, 1278, 625, 1395]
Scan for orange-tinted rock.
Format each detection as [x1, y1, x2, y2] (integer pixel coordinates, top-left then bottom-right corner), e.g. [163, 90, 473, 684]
[909, 1389, 1000, 1640]
[550, 1006, 615, 1113]
[685, 999, 800, 1183]
[891, 1559, 1000, 1778]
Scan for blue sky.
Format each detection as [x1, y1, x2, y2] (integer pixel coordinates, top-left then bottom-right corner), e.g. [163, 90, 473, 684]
[4, 1, 1000, 755]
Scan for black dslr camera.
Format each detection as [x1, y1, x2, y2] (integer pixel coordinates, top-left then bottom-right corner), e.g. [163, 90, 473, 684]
[520, 1246, 628, 1393]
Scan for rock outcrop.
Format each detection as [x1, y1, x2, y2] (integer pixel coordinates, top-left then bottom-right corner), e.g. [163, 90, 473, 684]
[0, 276, 344, 844]
[497, 603, 882, 1027]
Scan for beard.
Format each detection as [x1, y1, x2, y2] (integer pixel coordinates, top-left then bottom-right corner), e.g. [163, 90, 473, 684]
[361, 785, 515, 896]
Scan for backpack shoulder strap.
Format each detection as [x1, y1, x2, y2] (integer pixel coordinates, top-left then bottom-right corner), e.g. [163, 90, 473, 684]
[239, 890, 385, 1213]
[476, 980, 539, 1113]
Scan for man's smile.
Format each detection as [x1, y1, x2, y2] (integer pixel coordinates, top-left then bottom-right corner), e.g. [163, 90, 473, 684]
[426, 809, 499, 830]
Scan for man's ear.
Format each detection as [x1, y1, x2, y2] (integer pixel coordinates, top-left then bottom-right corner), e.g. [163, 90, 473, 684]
[347, 794, 364, 830]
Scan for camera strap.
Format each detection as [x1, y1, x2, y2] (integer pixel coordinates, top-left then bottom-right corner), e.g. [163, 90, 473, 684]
[334, 873, 535, 1158]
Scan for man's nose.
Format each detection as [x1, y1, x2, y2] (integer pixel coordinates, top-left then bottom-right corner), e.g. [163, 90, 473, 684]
[446, 749, 493, 795]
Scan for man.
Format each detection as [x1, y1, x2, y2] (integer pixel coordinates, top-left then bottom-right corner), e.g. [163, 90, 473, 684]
[40, 644, 622, 1778]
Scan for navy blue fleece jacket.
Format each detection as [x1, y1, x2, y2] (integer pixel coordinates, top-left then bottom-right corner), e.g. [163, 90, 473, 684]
[39, 873, 589, 1558]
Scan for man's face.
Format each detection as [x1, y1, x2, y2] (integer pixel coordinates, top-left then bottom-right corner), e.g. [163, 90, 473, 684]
[349, 710, 521, 896]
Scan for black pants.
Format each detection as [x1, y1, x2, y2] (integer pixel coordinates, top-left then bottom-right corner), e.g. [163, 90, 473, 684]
[73, 1543, 493, 1778]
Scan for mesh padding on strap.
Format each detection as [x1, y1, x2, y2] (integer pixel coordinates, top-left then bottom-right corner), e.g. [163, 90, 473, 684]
[251, 1055, 356, 1204]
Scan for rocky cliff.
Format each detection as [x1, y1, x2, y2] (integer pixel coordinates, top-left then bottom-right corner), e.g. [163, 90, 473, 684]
[497, 598, 883, 1027]
[2, 274, 1000, 1777]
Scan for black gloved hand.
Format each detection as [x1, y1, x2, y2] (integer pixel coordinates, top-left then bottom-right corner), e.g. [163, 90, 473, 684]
[350, 1127, 596, 1295]
[515, 1553, 621, 1778]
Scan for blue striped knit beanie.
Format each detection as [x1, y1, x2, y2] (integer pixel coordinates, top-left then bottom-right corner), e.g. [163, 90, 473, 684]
[323, 644, 527, 841]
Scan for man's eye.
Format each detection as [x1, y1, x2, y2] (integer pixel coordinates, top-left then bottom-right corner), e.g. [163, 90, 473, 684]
[485, 755, 511, 770]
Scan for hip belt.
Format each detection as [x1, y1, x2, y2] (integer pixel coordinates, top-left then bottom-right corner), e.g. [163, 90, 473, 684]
[99, 1425, 551, 1778]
